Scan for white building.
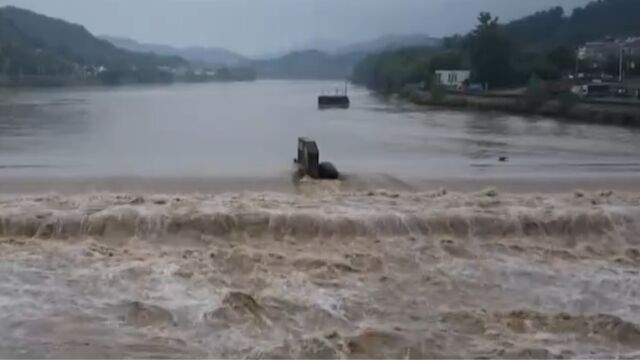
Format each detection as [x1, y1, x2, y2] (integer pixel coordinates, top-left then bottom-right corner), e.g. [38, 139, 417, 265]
[435, 70, 471, 87]
[578, 37, 640, 61]
[578, 41, 618, 61]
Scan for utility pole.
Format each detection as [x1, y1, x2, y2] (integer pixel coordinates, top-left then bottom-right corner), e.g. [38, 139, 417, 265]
[619, 45, 625, 83]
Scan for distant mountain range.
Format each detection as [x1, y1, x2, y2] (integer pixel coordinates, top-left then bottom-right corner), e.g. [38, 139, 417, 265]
[0, 4, 441, 83]
[276, 38, 348, 56]
[264, 34, 440, 58]
[250, 34, 440, 79]
[251, 49, 366, 80]
[101, 34, 440, 80]
[100, 36, 248, 66]
[102, 33, 440, 65]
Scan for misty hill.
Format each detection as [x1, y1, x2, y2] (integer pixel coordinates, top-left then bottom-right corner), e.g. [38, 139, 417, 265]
[503, 0, 640, 49]
[101, 35, 247, 66]
[0, 7, 185, 68]
[335, 34, 440, 54]
[253, 50, 367, 80]
[253, 34, 439, 79]
[265, 34, 439, 58]
[0, 6, 185, 84]
[99, 32, 441, 80]
[0, 9, 73, 75]
[276, 38, 347, 56]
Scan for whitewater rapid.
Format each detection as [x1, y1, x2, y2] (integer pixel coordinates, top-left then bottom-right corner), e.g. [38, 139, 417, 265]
[1, 187, 640, 358]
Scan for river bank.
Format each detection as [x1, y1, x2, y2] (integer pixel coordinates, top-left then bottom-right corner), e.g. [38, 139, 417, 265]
[405, 90, 640, 127]
[0, 72, 257, 87]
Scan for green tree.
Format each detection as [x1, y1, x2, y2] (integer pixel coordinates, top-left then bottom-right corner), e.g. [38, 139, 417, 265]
[430, 76, 447, 102]
[428, 51, 463, 74]
[524, 74, 549, 109]
[351, 47, 435, 94]
[442, 35, 465, 50]
[547, 46, 575, 72]
[468, 12, 515, 88]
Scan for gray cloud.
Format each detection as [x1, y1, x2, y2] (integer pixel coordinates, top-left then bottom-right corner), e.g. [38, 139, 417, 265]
[0, 0, 592, 56]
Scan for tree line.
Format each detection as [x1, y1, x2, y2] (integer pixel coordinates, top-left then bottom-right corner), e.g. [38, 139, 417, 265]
[352, 0, 640, 93]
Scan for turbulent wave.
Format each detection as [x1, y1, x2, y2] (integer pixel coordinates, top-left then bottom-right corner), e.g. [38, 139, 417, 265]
[2, 189, 640, 358]
[0, 190, 638, 242]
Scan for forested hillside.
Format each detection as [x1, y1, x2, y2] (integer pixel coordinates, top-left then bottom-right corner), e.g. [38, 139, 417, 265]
[352, 0, 640, 93]
[0, 6, 185, 84]
[504, 0, 640, 49]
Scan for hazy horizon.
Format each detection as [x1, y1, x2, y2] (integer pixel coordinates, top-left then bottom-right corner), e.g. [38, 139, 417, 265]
[0, 0, 592, 56]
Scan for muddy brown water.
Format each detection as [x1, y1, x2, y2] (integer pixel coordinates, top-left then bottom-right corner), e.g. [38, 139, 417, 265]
[2, 81, 640, 358]
[1, 185, 640, 358]
[1, 80, 640, 180]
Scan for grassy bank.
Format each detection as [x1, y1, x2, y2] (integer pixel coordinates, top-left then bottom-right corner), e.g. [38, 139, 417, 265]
[405, 90, 640, 127]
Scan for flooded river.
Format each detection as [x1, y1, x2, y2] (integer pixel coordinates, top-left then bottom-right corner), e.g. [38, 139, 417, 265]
[1, 80, 639, 181]
[1, 81, 640, 358]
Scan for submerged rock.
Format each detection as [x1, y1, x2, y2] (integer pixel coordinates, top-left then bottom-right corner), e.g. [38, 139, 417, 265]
[204, 291, 269, 328]
[124, 301, 176, 328]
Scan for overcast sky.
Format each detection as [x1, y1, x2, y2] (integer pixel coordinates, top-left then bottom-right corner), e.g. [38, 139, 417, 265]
[0, 0, 592, 56]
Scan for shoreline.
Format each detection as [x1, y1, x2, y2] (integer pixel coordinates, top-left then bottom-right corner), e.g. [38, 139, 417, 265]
[0, 76, 258, 88]
[405, 90, 640, 127]
[1, 174, 640, 195]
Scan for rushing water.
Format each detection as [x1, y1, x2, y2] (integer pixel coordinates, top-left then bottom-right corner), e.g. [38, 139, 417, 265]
[2, 81, 640, 358]
[1, 80, 640, 181]
[1, 188, 640, 358]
